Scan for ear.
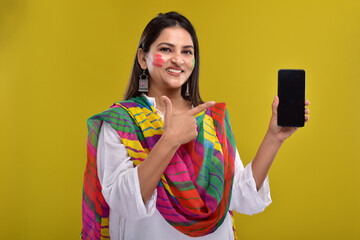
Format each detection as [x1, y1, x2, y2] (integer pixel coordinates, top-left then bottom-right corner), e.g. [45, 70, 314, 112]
[137, 48, 148, 70]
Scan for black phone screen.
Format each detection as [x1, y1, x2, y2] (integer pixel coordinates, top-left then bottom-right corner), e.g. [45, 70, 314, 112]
[277, 69, 306, 127]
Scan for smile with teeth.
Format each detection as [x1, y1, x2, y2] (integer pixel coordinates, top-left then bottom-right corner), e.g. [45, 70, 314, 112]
[167, 68, 183, 73]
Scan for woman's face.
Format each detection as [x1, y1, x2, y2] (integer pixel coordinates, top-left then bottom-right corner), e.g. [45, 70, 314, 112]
[139, 27, 195, 93]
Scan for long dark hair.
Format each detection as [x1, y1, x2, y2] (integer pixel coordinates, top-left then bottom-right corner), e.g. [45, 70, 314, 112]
[123, 11, 203, 106]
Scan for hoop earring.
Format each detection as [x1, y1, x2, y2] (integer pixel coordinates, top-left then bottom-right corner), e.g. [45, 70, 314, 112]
[185, 82, 190, 97]
[138, 70, 148, 92]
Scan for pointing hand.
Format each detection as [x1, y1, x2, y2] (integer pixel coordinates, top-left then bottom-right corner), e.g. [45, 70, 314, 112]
[161, 96, 215, 146]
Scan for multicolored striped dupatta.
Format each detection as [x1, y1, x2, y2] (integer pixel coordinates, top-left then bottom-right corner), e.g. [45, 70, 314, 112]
[81, 96, 237, 239]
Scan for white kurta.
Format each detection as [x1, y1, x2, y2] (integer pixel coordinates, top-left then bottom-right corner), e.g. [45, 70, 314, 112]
[97, 95, 272, 240]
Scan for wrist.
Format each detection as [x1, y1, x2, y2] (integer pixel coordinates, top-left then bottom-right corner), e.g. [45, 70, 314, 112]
[160, 132, 181, 150]
[265, 130, 284, 146]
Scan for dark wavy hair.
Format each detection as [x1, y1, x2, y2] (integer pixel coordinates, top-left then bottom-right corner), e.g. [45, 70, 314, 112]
[123, 11, 203, 106]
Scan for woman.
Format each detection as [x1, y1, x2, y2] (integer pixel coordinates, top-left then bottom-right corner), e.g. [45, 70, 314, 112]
[81, 12, 310, 240]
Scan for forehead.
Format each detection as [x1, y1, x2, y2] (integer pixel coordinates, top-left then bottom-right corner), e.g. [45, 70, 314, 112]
[152, 27, 193, 47]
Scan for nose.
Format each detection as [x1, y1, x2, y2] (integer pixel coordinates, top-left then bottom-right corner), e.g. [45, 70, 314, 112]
[170, 52, 184, 66]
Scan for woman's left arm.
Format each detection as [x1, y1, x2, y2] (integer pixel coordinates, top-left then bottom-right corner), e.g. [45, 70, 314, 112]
[251, 96, 310, 190]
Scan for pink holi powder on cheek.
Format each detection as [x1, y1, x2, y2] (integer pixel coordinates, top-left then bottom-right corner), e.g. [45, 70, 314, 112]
[152, 54, 165, 67]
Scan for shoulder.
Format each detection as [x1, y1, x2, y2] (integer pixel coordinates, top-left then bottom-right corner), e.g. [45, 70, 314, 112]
[89, 96, 149, 119]
[87, 96, 153, 130]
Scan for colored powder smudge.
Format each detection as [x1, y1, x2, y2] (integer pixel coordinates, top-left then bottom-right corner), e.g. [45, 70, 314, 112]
[153, 54, 165, 67]
[192, 58, 195, 68]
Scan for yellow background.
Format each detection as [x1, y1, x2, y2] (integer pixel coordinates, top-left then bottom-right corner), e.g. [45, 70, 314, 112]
[1, 0, 359, 239]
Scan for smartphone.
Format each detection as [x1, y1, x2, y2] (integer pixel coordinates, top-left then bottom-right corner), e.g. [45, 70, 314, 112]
[277, 69, 306, 127]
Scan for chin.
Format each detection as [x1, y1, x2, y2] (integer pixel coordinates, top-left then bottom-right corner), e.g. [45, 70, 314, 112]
[164, 78, 186, 88]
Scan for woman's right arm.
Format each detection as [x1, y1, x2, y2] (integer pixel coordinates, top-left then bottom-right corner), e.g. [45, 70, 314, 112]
[137, 134, 180, 202]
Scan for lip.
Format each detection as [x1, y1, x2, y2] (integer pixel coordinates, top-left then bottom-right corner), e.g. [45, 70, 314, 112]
[166, 67, 184, 76]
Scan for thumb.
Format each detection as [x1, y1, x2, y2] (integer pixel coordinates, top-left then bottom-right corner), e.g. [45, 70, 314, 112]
[161, 96, 172, 122]
[272, 95, 279, 117]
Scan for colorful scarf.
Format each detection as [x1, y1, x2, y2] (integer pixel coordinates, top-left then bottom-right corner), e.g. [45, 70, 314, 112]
[81, 96, 237, 239]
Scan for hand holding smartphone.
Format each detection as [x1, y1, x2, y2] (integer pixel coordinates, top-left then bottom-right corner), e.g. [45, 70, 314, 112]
[277, 69, 306, 127]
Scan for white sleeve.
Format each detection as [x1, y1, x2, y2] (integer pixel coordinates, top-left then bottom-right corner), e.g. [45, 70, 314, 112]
[97, 121, 157, 221]
[229, 149, 272, 215]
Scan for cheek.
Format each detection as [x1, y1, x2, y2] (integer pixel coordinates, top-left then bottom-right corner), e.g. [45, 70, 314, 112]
[186, 58, 195, 72]
[152, 54, 165, 67]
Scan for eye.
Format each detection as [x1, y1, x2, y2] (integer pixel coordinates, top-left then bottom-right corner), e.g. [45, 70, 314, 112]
[160, 47, 171, 52]
[183, 50, 193, 55]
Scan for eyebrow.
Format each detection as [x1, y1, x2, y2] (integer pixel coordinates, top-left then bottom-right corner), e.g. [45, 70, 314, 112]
[156, 42, 194, 49]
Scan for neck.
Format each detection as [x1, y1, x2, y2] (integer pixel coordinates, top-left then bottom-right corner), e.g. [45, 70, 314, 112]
[147, 87, 191, 114]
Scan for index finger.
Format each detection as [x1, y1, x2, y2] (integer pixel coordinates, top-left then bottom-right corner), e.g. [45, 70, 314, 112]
[188, 101, 216, 116]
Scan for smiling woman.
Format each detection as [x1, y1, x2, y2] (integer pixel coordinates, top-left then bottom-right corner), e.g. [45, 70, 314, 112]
[81, 11, 309, 240]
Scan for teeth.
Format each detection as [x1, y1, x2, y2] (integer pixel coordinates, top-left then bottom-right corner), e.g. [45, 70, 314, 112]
[167, 69, 182, 73]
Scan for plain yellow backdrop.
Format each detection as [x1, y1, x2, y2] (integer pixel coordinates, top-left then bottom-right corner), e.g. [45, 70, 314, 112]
[1, 0, 359, 239]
